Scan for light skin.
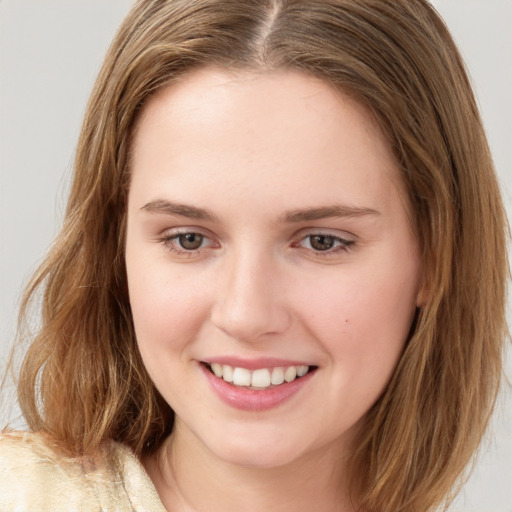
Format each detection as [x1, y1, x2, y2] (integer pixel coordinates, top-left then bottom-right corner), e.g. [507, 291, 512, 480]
[125, 67, 422, 511]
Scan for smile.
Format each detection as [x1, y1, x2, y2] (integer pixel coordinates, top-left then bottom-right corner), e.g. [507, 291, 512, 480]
[206, 363, 312, 389]
[200, 359, 317, 411]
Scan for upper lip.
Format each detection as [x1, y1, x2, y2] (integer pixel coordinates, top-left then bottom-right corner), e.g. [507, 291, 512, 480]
[202, 356, 314, 370]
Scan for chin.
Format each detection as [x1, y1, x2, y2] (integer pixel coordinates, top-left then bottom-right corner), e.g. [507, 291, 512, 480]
[217, 443, 305, 470]
[196, 423, 343, 471]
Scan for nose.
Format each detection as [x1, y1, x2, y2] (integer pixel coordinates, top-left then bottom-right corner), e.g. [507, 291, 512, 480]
[210, 250, 292, 343]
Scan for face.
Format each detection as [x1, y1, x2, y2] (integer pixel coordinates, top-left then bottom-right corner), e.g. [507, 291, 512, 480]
[126, 68, 422, 470]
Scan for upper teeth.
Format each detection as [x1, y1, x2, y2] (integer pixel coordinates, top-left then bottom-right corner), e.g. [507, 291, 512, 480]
[209, 363, 309, 389]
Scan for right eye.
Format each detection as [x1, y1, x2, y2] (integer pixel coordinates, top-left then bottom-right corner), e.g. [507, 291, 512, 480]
[160, 230, 216, 256]
[173, 233, 205, 251]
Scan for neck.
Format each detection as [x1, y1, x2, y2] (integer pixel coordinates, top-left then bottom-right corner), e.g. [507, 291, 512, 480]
[143, 422, 357, 512]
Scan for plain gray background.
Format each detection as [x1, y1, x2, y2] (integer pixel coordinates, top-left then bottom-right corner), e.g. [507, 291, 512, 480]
[0, 1, 511, 510]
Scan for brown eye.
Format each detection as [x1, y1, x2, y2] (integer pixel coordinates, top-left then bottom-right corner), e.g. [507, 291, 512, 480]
[177, 233, 204, 250]
[309, 234, 336, 251]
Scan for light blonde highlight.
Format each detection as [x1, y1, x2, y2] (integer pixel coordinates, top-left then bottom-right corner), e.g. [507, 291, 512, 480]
[7, 1, 509, 510]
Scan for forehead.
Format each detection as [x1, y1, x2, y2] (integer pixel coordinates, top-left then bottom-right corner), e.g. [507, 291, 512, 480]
[133, 67, 386, 154]
[129, 67, 409, 220]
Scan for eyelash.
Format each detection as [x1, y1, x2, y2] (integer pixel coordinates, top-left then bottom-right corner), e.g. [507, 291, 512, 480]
[160, 231, 214, 257]
[293, 233, 355, 256]
[159, 231, 355, 257]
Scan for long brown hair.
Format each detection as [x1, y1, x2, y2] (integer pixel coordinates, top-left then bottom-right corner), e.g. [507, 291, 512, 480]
[9, 1, 509, 510]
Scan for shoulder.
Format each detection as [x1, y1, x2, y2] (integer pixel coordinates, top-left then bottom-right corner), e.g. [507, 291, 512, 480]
[0, 431, 165, 511]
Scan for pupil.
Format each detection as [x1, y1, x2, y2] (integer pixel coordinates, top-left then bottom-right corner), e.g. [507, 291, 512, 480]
[178, 233, 203, 250]
[310, 235, 334, 251]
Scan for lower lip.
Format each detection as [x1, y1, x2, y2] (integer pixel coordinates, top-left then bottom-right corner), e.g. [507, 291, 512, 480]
[200, 364, 315, 411]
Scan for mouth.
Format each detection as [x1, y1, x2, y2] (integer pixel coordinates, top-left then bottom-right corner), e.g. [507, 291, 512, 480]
[202, 362, 317, 390]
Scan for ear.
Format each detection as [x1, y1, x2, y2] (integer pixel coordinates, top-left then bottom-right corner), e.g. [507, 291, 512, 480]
[415, 275, 429, 308]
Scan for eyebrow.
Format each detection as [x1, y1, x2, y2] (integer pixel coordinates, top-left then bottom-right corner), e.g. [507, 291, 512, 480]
[281, 205, 381, 223]
[141, 199, 219, 222]
[141, 199, 380, 223]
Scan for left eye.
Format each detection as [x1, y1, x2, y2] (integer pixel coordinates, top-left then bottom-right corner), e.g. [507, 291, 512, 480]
[299, 234, 353, 252]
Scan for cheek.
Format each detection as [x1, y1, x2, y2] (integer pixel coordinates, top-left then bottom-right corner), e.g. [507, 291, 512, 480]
[126, 261, 212, 407]
[126, 255, 209, 354]
[302, 274, 418, 421]
[298, 264, 418, 376]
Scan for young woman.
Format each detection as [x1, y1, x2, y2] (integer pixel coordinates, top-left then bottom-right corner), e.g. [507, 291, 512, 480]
[1, 1, 508, 511]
